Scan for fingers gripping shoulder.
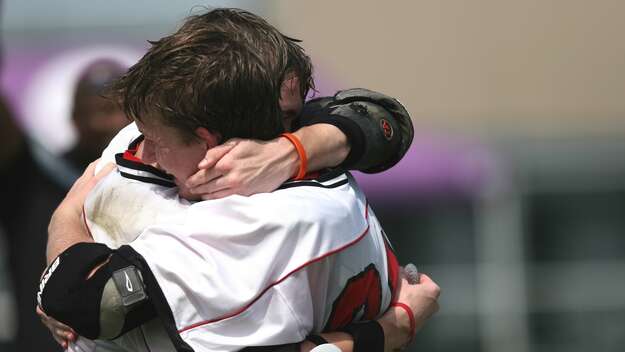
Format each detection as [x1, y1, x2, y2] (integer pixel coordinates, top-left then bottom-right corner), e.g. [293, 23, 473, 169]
[38, 243, 154, 340]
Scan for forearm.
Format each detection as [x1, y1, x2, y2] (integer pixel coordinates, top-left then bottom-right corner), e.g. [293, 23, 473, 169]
[299, 323, 403, 352]
[300, 332, 353, 352]
[46, 205, 94, 265]
[291, 123, 351, 173]
[46, 161, 113, 264]
[298, 311, 410, 352]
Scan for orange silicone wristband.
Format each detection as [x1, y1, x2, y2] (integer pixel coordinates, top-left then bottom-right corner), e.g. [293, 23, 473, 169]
[280, 132, 308, 180]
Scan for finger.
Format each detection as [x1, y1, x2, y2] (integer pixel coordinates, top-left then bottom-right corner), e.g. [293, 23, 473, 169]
[186, 168, 223, 189]
[36, 305, 46, 317]
[43, 314, 72, 331]
[72, 160, 102, 188]
[190, 174, 231, 196]
[197, 176, 233, 199]
[56, 328, 69, 338]
[49, 321, 72, 333]
[198, 142, 237, 169]
[84, 159, 101, 177]
[417, 273, 441, 298]
[201, 187, 234, 200]
[50, 329, 67, 346]
[417, 273, 434, 284]
[52, 319, 73, 330]
[93, 162, 116, 181]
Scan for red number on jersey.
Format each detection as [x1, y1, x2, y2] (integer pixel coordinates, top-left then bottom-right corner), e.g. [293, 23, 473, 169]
[324, 264, 383, 331]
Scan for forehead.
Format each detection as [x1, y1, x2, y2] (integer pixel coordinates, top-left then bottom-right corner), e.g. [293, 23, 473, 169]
[135, 117, 191, 146]
[134, 113, 164, 131]
[134, 118, 167, 139]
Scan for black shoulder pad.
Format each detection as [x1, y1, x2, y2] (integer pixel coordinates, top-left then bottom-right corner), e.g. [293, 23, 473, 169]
[333, 88, 413, 173]
[299, 89, 413, 173]
[37, 243, 114, 339]
[37, 243, 154, 340]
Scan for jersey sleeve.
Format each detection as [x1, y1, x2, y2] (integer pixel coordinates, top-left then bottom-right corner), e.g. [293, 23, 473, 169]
[95, 122, 140, 173]
[297, 88, 413, 173]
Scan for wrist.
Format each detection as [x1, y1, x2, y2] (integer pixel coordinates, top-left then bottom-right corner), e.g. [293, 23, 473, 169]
[293, 124, 350, 171]
[280, 133, 308, 179]
[379, 305, 412, 351]
[276, 136, 300, 179]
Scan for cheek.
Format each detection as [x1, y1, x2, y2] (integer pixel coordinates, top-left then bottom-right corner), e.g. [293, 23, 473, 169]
[157, 144, 206, 180]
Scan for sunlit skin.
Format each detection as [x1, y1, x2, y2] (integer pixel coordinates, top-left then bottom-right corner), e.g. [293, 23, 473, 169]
[136, 118, 218, 200]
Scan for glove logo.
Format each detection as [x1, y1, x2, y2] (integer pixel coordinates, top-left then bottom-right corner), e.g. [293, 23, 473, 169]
[37, 256, 61, 307]
[380, 119, 393, 141]
[125, 271, 134, 292]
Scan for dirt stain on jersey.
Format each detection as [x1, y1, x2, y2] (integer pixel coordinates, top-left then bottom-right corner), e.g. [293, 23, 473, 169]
[87, 176, 162, 248]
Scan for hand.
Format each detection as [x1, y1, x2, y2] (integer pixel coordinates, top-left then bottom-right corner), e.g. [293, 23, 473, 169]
[185, 138, 298, 200]
[379, 270, 441, 351]
[58, 160, 116, 217]
[37, 305, 76, 350]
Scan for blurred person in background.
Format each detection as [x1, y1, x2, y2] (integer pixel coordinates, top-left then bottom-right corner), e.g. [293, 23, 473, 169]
[63, 59, 129, 176]
[1, 92, 65, 351]
[1, 78, 68, 351]
[0, 59, 128, 352]
[0, 93, 29, 352]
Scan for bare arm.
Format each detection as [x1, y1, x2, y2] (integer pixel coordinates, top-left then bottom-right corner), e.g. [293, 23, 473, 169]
[186, 89, 410, 199]
[46, 161, 114, 264]
[299, 272, 440, 352]
[293, 123, 350, 172]
[41, 161, 115, 347]
[185, 123, 349, 199]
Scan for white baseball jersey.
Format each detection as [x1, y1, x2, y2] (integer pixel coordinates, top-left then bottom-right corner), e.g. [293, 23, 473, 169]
[75, 123, 399, 352]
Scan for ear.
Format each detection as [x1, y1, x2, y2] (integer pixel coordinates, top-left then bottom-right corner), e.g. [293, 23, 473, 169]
[280, 71, 300, 96]
[195, 127, 220, 148]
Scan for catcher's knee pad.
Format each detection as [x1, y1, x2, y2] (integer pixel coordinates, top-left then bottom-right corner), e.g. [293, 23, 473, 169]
[38, 243, 154, 339]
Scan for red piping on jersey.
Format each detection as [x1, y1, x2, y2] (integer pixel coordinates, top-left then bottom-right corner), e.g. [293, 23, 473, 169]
[178, 203, 371, 334]
[384, 239, 400, 302]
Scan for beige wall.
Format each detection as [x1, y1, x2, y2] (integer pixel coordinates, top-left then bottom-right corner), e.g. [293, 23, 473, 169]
[273, 0, 625, 139]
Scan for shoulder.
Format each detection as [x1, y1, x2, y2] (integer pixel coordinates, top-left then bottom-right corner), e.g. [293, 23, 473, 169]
[181, 171, 368, 235]
[96, 122, 140, 173]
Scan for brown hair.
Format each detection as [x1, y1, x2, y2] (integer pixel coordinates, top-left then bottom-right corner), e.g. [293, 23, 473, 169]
[111, 8, 313, 143]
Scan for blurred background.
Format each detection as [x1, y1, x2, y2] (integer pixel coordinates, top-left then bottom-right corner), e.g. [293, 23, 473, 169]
[2, 0, 625, 351]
